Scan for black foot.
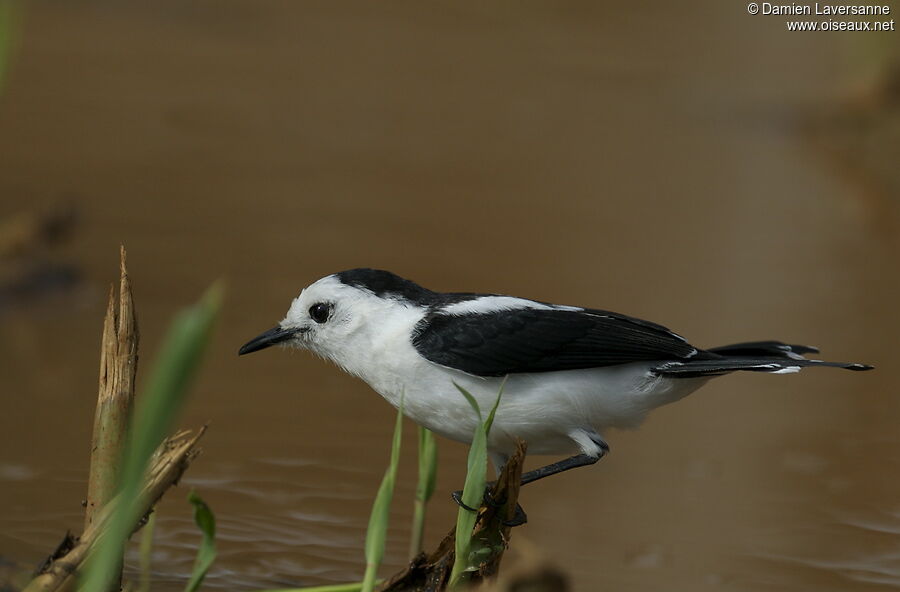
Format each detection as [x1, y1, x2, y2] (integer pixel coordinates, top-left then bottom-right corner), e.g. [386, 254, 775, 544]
[451, 484, 500, 510]
[451, 489, 478, 512]
[451, 484, 505, 511]
[451, 487, 528, 527]
[502, 503, 528, 527]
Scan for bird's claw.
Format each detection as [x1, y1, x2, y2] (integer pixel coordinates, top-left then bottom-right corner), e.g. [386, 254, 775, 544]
[503, 504, 528, 527]
[451, 485, 503, 512]
[450, 487, 527, 527]
[450, 489, 479, 512]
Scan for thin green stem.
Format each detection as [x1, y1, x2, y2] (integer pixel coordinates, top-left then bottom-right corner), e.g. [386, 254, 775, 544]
[409, 426, 437, 559]
[137, 512, 155, 592]
[361, 402, 403, 592]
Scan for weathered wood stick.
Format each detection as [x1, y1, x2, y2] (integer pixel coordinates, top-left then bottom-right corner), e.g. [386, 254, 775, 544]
[23, 427, 207, 592]
[85, 246, 139, 531]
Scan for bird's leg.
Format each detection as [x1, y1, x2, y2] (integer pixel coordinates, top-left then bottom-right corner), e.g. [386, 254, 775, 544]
[451, 456, 603, 525]
[519, 452, 601, 485]
[451, 489, 484, 512]
[452, 452, 604, 506]
[452, 439, 608, 524]
[522, 432, 609, 485]
[519, 434, 609, 485]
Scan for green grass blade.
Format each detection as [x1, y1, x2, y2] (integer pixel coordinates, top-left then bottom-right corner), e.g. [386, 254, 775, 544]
[449, 383, 504, 588]
[184, 490, 217, 592]
[416, 426, 438, 505]
[455, 387, 488, 512]
[137, 511, 155, 592]
[79, 283, 222, 592]
[482, 379, 505, 434]
[128, 283, 223, 474]
[409, 426, 437, 558]
[450, 432, 486, 586]
[453, 383, 483, 423]
[361, 401, 403, 592]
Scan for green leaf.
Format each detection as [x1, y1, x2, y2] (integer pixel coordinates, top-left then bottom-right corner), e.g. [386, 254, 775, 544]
[361, 401, 403, 592]
[449, 382, 504, 588]
[416, 426, 438, 503]
[184, 490, 217, 592]
[79, 283, 222, 592]
[137, 511, 156, 592]
[409, 426, 438, 558]
[483, 378, 505, 434]
[453, 383, 483, 423]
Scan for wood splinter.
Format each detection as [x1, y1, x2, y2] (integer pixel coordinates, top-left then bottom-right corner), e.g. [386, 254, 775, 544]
[85, 245, 139, 531]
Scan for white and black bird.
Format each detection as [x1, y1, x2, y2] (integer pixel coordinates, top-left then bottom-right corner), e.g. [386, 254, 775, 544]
[239, 268, 872, 489]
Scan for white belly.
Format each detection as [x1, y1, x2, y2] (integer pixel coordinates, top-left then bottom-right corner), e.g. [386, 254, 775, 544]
[365, 360, 710, 457]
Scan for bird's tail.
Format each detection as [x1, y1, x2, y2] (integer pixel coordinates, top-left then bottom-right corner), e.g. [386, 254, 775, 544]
[652, 340, 873, 378]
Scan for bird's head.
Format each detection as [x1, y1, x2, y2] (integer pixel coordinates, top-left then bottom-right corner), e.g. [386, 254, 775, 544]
[238, 269, 431, 365]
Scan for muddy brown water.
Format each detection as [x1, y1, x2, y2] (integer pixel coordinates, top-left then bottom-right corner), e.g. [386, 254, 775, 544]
[0, 3, 898, 591]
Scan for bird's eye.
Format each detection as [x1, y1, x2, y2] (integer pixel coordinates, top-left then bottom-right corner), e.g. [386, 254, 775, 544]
[309, 302, 331, 324]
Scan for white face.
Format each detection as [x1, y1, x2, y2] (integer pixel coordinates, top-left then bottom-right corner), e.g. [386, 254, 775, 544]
[240, 273, 425, 380]
[279, 275, 411, 364]
[278, 276, 358, 355]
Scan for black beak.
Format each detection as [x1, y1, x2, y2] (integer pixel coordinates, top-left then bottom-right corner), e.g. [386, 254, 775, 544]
[239, 326, 298, 355]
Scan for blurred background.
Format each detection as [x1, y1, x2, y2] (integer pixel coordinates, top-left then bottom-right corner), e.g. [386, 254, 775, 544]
[0, 2, 898, 590]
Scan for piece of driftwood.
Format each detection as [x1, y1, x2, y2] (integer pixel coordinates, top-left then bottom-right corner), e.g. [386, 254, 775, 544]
[376, 440, 527, 591]
[22, 428, 207, 592]
[0, 204, 80, 309]
[0, 204, 77, 260]
[85, 246, 139, 531]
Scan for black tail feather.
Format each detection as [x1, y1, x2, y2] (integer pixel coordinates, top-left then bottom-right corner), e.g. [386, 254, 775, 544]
[655, 341, 873, 378]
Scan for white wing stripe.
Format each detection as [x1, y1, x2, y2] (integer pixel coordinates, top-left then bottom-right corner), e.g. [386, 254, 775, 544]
[441, 296, 583, 316]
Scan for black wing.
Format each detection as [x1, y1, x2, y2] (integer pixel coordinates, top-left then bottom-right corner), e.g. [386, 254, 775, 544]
[412, 307, 703, 377]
